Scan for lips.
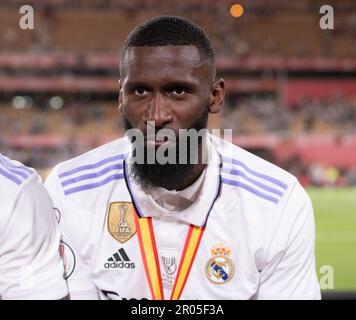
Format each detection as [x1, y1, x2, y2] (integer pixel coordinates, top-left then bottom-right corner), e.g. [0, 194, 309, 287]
[145, 136, 176, 146]
[145, 139, 167, 147]
[144, 129, 177, 147]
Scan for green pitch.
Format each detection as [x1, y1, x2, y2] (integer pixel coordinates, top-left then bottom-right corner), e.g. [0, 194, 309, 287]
[307, 187, 356, 291]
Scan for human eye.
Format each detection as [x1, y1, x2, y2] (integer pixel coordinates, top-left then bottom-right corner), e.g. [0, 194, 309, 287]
[129, 86, 149, 98]
[133, 87, 149, 96]
[171, 86, 189, 97]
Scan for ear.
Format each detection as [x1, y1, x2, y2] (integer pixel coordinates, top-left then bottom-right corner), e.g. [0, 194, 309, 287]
[118, 79, 123, 114]
[209, 78, 225, 114]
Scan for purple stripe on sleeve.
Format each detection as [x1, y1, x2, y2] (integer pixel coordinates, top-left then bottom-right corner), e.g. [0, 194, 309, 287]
[0, 155, 33, 175]
[0, 168, 21, 185]
[61, 163, 124, 187]
[64, 174, 124, 195]
[59, 154, 125, 178]
[221, 167, 284, 197]
[0, 158, 29, 179]
[222, 177, 279, 204]
[222, 157, 288, 189]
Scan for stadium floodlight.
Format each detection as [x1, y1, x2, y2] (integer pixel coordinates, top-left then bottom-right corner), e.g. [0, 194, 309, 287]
[11, 96, 33, 109]
[12, 96, 27, 109]
[49, 96, 64, 110]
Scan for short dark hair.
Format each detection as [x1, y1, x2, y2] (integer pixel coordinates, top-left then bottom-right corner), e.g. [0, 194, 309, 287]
[120, 15, 215, 73]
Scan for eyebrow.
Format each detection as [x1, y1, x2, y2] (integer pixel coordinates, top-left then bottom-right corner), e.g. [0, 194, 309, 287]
[124, 80, 198, 90]
[123, 81, 150, 90]
[162, 81, 197, 90]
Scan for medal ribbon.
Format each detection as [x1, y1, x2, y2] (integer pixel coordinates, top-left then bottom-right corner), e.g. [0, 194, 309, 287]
[134, 213, 205, 300]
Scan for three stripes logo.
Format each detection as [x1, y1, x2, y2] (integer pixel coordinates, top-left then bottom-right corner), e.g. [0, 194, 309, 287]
[104, 248, 135, 269]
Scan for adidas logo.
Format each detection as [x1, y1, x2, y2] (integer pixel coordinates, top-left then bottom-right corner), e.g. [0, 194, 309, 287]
[104, 248, 135, 269]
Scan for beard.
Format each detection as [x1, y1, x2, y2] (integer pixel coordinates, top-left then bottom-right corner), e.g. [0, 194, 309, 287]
[122, 111, 208, 190]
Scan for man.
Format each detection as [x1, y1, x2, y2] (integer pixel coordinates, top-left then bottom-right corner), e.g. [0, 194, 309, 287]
[45, 16, 321, 299]
[0, 153, 68, 299]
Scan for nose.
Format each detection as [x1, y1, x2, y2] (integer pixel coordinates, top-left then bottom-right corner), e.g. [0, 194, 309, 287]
[144, 93, 173, 128]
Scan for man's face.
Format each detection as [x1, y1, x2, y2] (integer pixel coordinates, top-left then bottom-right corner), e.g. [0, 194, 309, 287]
[118, 45, 224, 189]
[120, 45, 222, 137]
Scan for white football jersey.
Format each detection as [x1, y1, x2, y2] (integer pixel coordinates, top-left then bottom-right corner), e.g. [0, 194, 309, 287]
[0, 154, 68, 300]
[45, 135, 321, 300]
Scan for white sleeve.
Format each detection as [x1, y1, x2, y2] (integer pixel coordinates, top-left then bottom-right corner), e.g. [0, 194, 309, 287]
[45, 167, 99, 300]
[254, 181, 321, 300]
[0, 174, 68, 300]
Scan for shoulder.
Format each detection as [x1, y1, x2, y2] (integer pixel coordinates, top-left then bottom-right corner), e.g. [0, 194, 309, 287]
[0, 154, 43, 232]
[45, 137, 129, 196]
[210, 135, 298, 207]
[0, 153, 37, 205]
[53, 138, 129, 176]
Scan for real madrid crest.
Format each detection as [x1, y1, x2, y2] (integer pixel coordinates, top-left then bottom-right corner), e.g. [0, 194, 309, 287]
[108, 202, 136, 243]
[205, 243, 235, 285]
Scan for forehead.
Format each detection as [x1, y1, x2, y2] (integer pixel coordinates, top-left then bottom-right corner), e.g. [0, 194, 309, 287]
[121, 45, 208, 83]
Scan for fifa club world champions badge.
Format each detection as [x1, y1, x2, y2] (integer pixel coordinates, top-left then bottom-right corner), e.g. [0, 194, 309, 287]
[108, 202, 137, 244]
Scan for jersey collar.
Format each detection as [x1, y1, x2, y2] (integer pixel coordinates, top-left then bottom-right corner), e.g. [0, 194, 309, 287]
[123, 135, 222, 227]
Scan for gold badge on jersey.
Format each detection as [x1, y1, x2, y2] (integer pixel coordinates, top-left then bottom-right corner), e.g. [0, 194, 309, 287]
[205, 243, 235, 285]
[108, 202, 136, 243]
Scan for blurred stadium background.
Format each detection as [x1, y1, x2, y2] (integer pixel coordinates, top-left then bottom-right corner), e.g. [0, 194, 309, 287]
[0, 0, 355, 299]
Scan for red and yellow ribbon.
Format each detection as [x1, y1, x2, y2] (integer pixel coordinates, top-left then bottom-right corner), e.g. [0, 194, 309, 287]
[134, 213, 204, 300]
